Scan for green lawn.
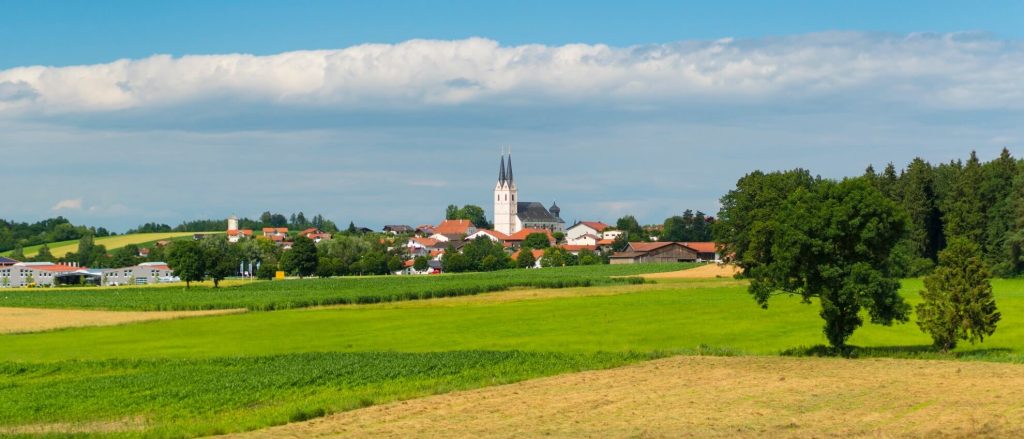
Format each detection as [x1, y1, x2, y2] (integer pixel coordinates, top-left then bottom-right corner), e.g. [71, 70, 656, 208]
[0, 263, 689, 311]
[2, 271, 1023, 437]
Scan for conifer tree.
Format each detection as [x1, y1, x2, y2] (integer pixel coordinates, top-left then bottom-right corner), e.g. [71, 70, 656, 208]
[916, 238, 1000, 352]
[900, 158, 943, 261]
[943, 152, 986, 247]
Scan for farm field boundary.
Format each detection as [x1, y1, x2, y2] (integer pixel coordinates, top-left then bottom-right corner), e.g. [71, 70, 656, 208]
[0, 307, 244, 334]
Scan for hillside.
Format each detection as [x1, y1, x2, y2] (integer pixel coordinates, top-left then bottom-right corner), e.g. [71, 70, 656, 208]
[0, 232, 208, 259]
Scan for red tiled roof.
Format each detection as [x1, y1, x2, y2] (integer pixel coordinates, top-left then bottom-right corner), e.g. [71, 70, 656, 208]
[577, 221, 609, 232]
[506, 228, 555, 242]
[682, 242, 718, 253]
[510, 249, 546, 260]
[597, 239, 614, 246]
[410, 237, 439, 247]
[404, 259, 415, 268]
[434, 219, 474, 235]
[470, 229, 511, 241]
[626, 242, 675, 252]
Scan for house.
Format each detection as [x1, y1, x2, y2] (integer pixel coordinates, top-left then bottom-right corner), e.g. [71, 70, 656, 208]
[510, 248, 545, 268]
[394, 258, 443, 275]
[262, 227, 289, 238]
[566, 221, 609, 244]
[433, 219, 476, 237]
[602, 230, 624, 241]
[0, 256, 18, 267]
[680, 242, 721, 262]
[300, 228, 333, 243]
[138, 247, 151, 258]
[504, 228, 555, 248]
[383, 225, 414, 235]
[465, 229, 510, 243]
[415, 225, 436, 236]
[558, 244, 599, 255]
[609, 242, 699, 264]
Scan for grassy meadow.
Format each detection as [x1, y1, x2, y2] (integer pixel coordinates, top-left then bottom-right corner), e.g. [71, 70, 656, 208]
[2, 265, 1023, 436]
[0, 263, 687, 311]
[0, 232, 202, 258]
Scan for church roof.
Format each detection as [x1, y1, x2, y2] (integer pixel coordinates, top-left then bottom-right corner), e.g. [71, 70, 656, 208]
[516, 202, 564, 223]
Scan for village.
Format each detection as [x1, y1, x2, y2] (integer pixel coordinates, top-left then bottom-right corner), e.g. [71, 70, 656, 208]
[0, 153, 720, 288]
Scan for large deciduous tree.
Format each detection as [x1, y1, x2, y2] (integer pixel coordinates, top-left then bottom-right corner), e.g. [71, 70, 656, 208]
[916, 238, 1000, 352]
[283, 236, 318, 278]
[717, 174, 910, 349]
[166, 240, 207, 288]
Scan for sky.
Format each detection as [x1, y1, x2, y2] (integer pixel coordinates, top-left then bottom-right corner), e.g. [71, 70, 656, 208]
[1, 1, 1023, 231]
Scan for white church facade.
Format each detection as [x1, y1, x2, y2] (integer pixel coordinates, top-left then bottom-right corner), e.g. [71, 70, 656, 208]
[493, 152, 565, 235]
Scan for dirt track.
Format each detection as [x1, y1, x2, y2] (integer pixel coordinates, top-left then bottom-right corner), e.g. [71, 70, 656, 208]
[229, 355, 1024, 438]
[641, 263, 741, 279]
[0, 307, 243, 334]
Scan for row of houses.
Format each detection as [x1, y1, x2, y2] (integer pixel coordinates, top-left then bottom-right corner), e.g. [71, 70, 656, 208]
[392, 219, 721, 274]
[0, 258, 178, 288]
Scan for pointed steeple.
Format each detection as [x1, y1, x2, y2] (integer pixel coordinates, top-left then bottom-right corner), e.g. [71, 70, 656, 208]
[498, 154, 507, 183]
[506, 151, 514, 183]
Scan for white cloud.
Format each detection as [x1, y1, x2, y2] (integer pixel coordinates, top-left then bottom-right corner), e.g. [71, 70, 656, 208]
[1, 32, 1022, 116]
[51, 198, 82, 211]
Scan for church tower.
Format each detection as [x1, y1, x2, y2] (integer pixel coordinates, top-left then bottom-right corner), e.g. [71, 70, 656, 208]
[493, 150, 518, 235]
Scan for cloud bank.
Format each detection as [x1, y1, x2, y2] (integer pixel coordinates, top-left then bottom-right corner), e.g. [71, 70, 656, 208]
[1, 32, 1022, 117]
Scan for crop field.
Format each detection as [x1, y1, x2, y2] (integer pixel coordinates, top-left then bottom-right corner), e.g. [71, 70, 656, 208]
[0, 263, 689, 311]
[0, 232, 202, 258]
[1, 266, 1023, 437]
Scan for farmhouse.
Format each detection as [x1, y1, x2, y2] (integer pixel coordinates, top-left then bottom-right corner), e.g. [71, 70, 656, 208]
[566, 221, 609, 245]
[493, 152, 565, 235]
[609, 242, 699, 264]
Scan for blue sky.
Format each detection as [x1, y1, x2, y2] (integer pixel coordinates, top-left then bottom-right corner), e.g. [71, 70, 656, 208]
[1, 1, 1023, 231]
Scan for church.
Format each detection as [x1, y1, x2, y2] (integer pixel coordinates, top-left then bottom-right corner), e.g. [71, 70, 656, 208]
[493, 152, 565, 235]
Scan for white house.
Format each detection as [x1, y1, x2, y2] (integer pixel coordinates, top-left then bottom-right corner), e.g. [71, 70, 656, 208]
[566, 221, 610, 245]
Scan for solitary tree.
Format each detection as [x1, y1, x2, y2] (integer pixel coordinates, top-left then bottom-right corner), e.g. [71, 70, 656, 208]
[166, 240, 207, 288]
[916, 238, 1001, 352]
[718, 174, 910, 349]
[413, 256, 429, 271]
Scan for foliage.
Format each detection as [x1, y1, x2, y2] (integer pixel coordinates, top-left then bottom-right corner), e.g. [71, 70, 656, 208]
[660, 209, 713, 242]
[0, 216, 96, 253]
[446, 204, 492, 229]
[577, 249, 602, 265]
[166, 240, 207, 288]
[916, 238, 1001, 351]
[522, 232, 552, 249]
[541, 246, 570, 267]
[516, 248, 537, 268]
[615, 215, 645, 241]
[202, 237, 239, 288]
[720, 174, 910, 348]
[413, 256, 429, 271]
[283, 236, 318, 277]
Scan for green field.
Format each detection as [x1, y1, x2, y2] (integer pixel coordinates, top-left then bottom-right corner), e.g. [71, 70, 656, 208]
[2, 266, 1023, 437]
[0, 263, 688, 311]
[1, 232, 205, 259]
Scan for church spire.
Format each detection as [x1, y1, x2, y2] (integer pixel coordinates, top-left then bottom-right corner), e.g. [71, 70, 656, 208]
[506, 150, 514, 183]
[498, 153, 507, 183]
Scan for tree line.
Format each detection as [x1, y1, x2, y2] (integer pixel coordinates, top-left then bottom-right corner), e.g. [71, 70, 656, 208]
[128, 211, 341, 234]
[714, 149, 1006, 352]
[0, 217, 112, 254]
